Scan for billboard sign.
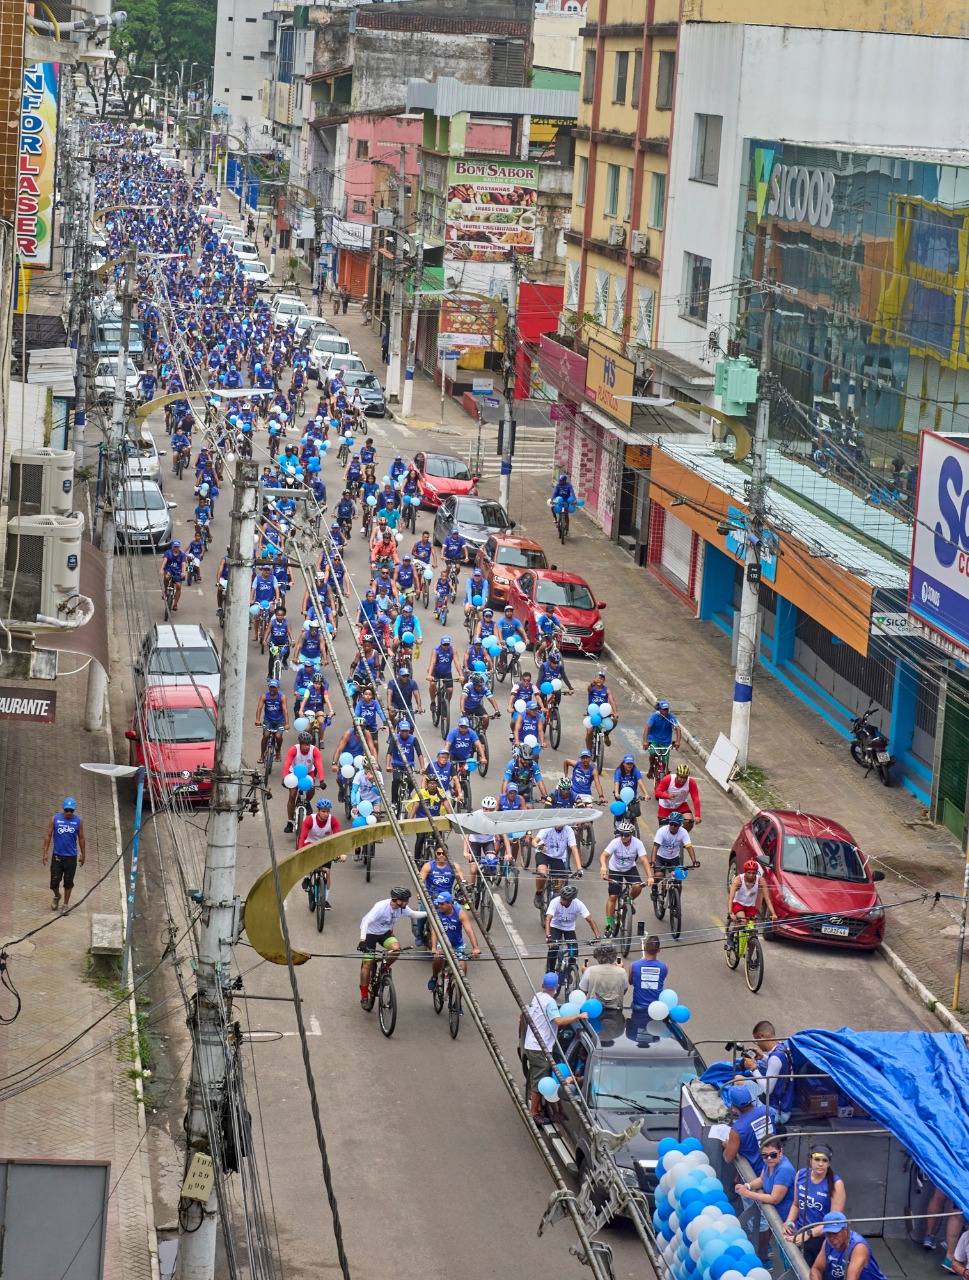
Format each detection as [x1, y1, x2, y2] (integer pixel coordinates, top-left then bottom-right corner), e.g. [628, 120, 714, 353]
[17, 63, 58, 269]
[909, 431, 969, 652]
[445, 158, 538, 263]
[585, 341, 634, 426]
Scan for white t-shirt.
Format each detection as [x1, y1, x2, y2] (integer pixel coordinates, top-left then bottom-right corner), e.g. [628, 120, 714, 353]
[954, 1231, 969, 1266]
[606, 835, 647, 872]
[359, 898, 424, 936]
[652, 824, 693, 862]
[523, 990, 559, 1051]
[536, 827, 576, 860]
[546, 896, 591, 930]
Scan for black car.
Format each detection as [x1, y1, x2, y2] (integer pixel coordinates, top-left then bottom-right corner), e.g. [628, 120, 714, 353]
[432, 495, 514, 550]
[339, 370, 387, 418]
[519, 1011, 705, 1212]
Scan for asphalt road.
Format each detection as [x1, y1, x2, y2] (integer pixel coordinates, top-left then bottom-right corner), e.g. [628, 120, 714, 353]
[120, 381, 936, 1280]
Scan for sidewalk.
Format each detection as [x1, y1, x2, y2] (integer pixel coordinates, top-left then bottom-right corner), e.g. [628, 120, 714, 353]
[264, 237, 969, 1015]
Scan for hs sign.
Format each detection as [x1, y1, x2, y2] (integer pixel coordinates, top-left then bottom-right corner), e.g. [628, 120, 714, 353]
[767, 165, 835, 228]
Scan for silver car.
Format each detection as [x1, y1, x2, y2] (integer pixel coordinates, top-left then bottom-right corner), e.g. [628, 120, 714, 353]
[121, 432, 163, 488]
[94, 356, 140, 406]
[114, 479, 176, 552]
[135, 623, 222, 701]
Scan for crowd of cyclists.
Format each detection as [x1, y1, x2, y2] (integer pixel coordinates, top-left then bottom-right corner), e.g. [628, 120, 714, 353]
[96, 127, 713, 1017]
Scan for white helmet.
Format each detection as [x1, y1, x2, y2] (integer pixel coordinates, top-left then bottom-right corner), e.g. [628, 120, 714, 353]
[481, 795, 498, 811]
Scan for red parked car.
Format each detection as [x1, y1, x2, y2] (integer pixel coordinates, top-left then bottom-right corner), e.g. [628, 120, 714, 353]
[729, 810, 885, 950]
[506, 568, 606, 656]
[126, 684, 218, 803]
[413, 450, 478, 509]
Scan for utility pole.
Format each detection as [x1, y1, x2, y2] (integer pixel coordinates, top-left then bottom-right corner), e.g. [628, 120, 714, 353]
[400, 197, 426, 420]
[498, 257, 521, 512]
[176, 458, 260, 1280]
[729, 271, 776, 768]
[101, 244, 137, 605]
[386, 144, 407, 402]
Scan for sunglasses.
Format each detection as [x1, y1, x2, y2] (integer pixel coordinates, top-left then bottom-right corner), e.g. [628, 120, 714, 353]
[763, 1151, 782, 1160]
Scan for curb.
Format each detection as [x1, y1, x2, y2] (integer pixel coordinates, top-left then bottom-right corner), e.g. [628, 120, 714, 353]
[602, 642, 969, 1039]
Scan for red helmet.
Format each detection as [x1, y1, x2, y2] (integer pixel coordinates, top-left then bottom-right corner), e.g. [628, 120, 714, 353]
[743, 859, 759, 873]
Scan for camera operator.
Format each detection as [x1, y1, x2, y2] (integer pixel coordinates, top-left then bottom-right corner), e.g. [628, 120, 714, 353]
[739, 1019, 796, 1124]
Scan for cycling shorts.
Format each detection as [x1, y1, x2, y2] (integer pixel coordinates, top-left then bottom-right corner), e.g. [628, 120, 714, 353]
[730, 902, 757, 919]
[537, 853, 569, 875]
[431, 670, 454, 684]
[653, 853, 683, 872]
[607, 867, 641, 895]
[165, 573, 184, 584]
[363, 930, 396, 952]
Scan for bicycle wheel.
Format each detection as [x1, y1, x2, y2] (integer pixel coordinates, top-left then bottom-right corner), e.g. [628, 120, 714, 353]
[478, 880, 494, 931]
[364, 842, 375, 882]
[478, 732, 489, 777]
[263, 741, 275, 786]
[577, 823, 595, 869]
[744, 933, 764, 993]
[439, 694, 451, 740]
[431, 689, 440, 727]
[362, 967, 378, 1011]
[315, 879, 326, 932]
[521, 838, 532, 870]
[461, 772, 472, 813]
[294, 802, 307, 846]
[592, 728, 605, 774]
[433, 973, 445, 1014]
[377, 973, 397, 1037]
[724, 930, 740, 970]
[448, 981, 462, 1039]
[668, 884, 682, 941]
[652, 883, 667, 921]
[548, 705, 561, 752]
[503, 860, 519, 905]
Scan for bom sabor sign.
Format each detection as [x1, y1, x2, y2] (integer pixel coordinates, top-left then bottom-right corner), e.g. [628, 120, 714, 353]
[585, 342, 634, 427]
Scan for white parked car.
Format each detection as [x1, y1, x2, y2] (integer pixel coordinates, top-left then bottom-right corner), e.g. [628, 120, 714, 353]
[272, 299, 309, 329]
[240, 259, 271, 289]
[121, 431, 163, 487]
[308, 330, 353, 372]
[227, 238, 260, 263]
[93, 356, 140, 405]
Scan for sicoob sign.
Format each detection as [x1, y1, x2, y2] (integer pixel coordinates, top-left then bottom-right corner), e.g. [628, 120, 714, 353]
[909, 431, 969, 652]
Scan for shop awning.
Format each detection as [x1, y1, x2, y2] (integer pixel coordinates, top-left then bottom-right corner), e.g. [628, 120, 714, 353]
[790, 1029, 969, 1215]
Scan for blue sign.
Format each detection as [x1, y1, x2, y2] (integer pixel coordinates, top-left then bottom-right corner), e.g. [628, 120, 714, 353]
[442, 349, 461, 360]
[723, 504, 777, 582]
[62, 478, 72, 492]
[910, 432, 969, 651]
[67, 554, 78, 571]
[483, 396, 501, 407]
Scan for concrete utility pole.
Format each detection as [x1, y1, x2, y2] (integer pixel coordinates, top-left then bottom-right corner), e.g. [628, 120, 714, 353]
[176, 458, 260, 1280]
[498, 258, 521, 512]
[101, 245, 137, 605]
[386, 144, 407, 402]
[400, 197, 426, 420]
[729, 272, 776, 768]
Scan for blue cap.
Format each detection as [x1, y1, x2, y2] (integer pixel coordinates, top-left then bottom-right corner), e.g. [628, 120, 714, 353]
[458, 717, 470, 727]
[822, 1213, 848, 1234]
[63, 797, 76, 810]
[622, 754, 635, 765]
[268, 679, 280, 689]
[658, 700, 670, 710]
[729, 1085, 753, 1108]
[506, 781, 519, 792]
[440, 636, 451, 645]
[399, 720, 412, 731]
[434, 892, 454, 905]
[542, 972, 559, 989]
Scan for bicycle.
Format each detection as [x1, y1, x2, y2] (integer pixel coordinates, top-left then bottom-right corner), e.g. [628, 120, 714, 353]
[305, 866, 327, 932]
[262, 727, 282, 785]
[549, 934, 580, 996]
[402, 500, 417, 534]
[418, 573, 431, 611]
[293, 795, 309, 849]
[337, 440, 350, 466]
[590, 722, 606, 774]
[446, 562, 462, 603]
[536, 870, 582, 927]
[175, 450, 188, 481]
[575, 816, 596, 869]
[431, 681, 452, 738]
[295, 388, 306, 416]
[546, 693, 562, 752]
[465, 604, 479, 642]
[495, 646, 521, 685]
[253, 604, 271, 653]
[725, 916, 765, 993]
[647, 742, 673, 780]
[268, 643, 285, 684]
[390, 766, 413, 819]
[163, 576, 177, 621]
[650, 862, 697, 942]
[611, 881, 637, 958]
[435, 595, 449, 627]
[361, 945, 407, 1037]
[555, 505, 570, 544]
[455, 760, 473, 812]
[469, 715, 490, 777]
[469, 854, 500, 931]
[432, 963, 463, 1039]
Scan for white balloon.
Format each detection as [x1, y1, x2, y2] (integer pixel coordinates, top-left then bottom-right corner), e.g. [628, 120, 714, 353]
[648, 999, 668, 1019]
[366, 814, 377, 826]
[689, 1237, 703, 1257]
[514, 699, 526, 713]
[568, 988, 584, 1004]
[523, 733, 538, 748]
[283, 773, 299, 789]
[353, 755, 364, 767]
[669, 1213, 680, 1234]
[340, 764, 355, 778]
[662, 1152, 685, 1173]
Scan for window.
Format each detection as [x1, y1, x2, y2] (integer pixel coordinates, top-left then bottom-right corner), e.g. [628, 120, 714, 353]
[682, 252, 712, 324]
[593, 269, 610, 325]
[243, 55, 255, 60]
[352, 199, 367, 214]
[612, 51, 628, 104]
[355, 139, 369, 160]
[566, 257, 580, 310]
[692, 113, 722, 184]
[583, 48, 596, 103]
[631, 50, 642, 108]
[623, 167, 634, 222]
[576, 155, 588, 207]
[656, 50, 675, 109]
[634, 285, 654, 345]
[241, 95, 253, 101]
[611, 274, 626, 334]
[649, 171, 666, 229]
[603, 163, 620, 218]
[491, 39, 525, 87]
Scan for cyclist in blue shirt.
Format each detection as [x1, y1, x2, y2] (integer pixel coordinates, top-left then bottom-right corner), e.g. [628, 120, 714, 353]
[461, 672, 500, 731]
[442, 528, 469, 566]
[502, 745, 546, 802]
[354, 685, 386, 754]
[551, 473, 576, 507]
[294, 618, 324, 666]
[535, 602, 564, 663]
[411, 531, 436, 570]
[426, 746, 459, 801]
[254, 678, 290, 764]
[464, 568, 488, 617]
[514, 699, 546, 750]
[293, 658, 320, 709]
[445, 717, 485, 769]
[644, 700, 681, 777]
[539, 649, 574, 694]
[389, 453, 408, 484]
[387, 666, 422, 724]
[563, 748, 606, 804]
[170, 428, 191, 473]
[392, 603, 422, 650]
[385, 719, 424, 784]
[476, 608, 497, 643]
[267, 606, 293, 675]
[498, 604, 528, 648]
[463, 637, 492, 681]
[427, 636, 460, 708]
[161, 541, 188, 610]
[360, 438, 377, 466]
[433, 569, 452, 620]
[395, 556, 417, 603]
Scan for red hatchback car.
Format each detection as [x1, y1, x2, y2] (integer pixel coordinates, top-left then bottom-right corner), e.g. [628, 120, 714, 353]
[126, 684, 218, 803]
[507, 568, 606, 656]
[730, 810, 885, 950]
[413, 450, 478, 509]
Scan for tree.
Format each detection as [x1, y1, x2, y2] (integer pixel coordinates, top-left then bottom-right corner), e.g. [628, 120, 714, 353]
[108, 0, 217, 118]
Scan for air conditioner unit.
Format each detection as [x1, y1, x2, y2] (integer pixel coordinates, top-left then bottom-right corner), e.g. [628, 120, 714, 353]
[630, 230, 650, 256]
[608, 224, 626, 247]
[9, 449, 76, 518]
[5, 514, 85, 621]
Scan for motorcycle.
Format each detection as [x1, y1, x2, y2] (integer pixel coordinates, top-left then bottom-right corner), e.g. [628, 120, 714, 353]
[849, 705, 894, 786]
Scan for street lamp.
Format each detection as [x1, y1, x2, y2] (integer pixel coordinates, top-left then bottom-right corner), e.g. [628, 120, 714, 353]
[81, 761, 143, 985]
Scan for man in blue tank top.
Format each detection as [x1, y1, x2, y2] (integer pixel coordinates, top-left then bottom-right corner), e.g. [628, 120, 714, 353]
[811, 1212, 888, 1280]
[43, 797, 86, 911]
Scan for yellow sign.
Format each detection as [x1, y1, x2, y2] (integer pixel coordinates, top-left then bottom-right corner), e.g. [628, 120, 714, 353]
[624, 444, 651, 469]
[181, 1153, 215, 1202]
[585, 341, 634, 427]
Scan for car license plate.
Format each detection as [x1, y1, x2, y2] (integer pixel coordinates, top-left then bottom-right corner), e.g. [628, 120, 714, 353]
[876, 751, 891, 763]
[821, 924, 850, 937]
[178, 783, 199, 794]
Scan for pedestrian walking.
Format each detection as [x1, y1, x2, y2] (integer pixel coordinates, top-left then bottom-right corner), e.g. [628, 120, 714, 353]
[263, 225, 271, 250]
[246, 214, 255, 238]
[42, 798, 86, 912]
[381, 327, 389, 365]
[332, 289, 341, 316]
[341, 288, 350, 314]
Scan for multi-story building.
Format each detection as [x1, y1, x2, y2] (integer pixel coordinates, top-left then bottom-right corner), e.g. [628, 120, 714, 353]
[213, 0, 275, 143]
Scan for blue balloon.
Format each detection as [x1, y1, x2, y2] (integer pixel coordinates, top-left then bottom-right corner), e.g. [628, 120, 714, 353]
[536, 1076, 558, 1098]
[402, 631, 415, 644]
[293, 763, 309, 777]
[698, 1230, 724, 1252]
[358, 800, 374, 817]
[576, 497, 585, 507]
[473, 660, 487, 672]
[657, 1138, 679, 1158]
[339, 752, 353, 766]
[351, 815, 367, 828]
[680, 1137, 704, 1154]
[540, 681, 554, 695]
[710, 1258, 735, 1280]
[589, 710, 602, 726]
[580, 997, 603, 1018]
[675, 866, 689, 880]
[609, 800, 626, 816]
[619, 785, 635, 803]
[472, 594, 483, 607]
[249, 604, 262, 617]
[467, 758, 478, 772]
[297, 775, 314, 791]
[553, 1062, 572, 1082]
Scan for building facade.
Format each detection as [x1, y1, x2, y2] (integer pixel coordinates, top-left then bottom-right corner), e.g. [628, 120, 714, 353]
[213, 0, 274, 143]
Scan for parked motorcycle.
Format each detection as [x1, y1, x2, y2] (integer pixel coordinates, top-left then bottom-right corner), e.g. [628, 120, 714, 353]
[849, 705, 894, 786]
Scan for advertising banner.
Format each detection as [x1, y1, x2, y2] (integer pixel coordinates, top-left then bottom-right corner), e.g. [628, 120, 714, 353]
[585, 340, 634, 426]
[445, 158, 538, 263]
[909, 431, 969, 652]
[17, 63, 58, 269]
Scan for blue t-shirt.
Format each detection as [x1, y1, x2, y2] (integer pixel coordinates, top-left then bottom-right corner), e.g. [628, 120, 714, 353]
[570, 762, 596, 797]
[762, 1155, 796, 1222]
[446, 727, 479, 761]
[629, 957, 667, 1009]
[646, 710, 678, 746]
[52, 813, 81, 858]
[731, 1104, 779, 1177]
